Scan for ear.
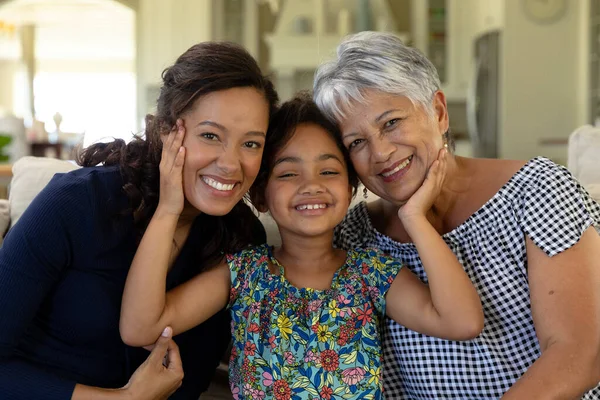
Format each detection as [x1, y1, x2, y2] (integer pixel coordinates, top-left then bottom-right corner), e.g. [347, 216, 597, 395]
[255, 202, 269, 213]
[347, 184, 353, 206]
[249, 188, 269, 213]
[432, 91, 449, 134]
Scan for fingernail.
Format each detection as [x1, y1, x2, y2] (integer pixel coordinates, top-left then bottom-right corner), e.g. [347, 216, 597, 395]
[162, 327, 172, 337]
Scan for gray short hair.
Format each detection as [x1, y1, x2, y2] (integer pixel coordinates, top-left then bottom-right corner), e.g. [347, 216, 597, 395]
[313, 31, 441, 122]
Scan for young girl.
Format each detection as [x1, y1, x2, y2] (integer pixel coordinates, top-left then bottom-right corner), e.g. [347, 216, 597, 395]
[120, 95, 484, 399]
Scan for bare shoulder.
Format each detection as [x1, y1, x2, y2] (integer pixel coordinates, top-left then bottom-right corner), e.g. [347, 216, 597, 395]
[447, 157, 529, 226]
[464, 157, 528, 190]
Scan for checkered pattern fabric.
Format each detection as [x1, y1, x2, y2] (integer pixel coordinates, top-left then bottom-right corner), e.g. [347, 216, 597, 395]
[334, 157, 600, 399]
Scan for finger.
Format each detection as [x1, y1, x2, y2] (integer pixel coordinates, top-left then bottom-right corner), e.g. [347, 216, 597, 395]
[174, 146, 185, 170]
[165, 338, 183, 372]
[147, 327, 172, 364]
[163, 124, 178, 153]
[169, 120, 185, 152]
[162, 123, 185, 172]
[426, 160, 439, 180]
[437, 147, 447, 160]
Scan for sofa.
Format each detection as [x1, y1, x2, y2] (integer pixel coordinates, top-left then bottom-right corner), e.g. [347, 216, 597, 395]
[1, 125, 599, 243]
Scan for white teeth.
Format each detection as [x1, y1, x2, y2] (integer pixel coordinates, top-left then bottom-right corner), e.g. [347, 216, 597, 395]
[203, 177, 235, 191]
[381, 156, 412, 177]
[296, 203, 327, 211]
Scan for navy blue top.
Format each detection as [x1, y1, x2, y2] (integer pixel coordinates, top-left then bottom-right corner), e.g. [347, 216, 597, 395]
[0, 166, 265, 399]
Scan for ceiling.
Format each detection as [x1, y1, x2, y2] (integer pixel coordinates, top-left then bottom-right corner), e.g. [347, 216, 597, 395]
[0, 0, 135, 61]
[0, 0, 136, 25]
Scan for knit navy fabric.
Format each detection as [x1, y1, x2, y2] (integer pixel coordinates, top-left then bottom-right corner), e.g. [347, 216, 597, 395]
[0, 166, 263, 399]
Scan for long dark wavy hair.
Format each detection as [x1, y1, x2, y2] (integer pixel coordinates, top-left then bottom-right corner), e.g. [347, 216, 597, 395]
[77, 42, 279, 265]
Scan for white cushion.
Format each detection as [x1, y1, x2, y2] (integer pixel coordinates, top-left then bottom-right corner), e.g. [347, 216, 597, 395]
[0, 199, 10, 242]
[586, 183, 600, 203]
[568, 125, 600, 186]
[9, 156, 80, 227]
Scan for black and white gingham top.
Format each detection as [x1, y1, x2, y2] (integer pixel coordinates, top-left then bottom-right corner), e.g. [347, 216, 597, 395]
[334, 157, 600, 399]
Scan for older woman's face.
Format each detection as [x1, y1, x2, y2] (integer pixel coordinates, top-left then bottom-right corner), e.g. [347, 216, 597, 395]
[338, 89, 448, 205]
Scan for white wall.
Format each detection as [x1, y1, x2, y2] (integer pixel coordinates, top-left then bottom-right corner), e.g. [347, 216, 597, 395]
[136, 0, 213, 124]
[500, 0, 588, 162]
[0, 61, 19, 114]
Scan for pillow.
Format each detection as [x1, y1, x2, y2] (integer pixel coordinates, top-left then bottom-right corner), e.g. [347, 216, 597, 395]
[586, 183, 600, 204]
[9, 156, 80, 227]
[568, 125, 600, 186]
[0, 199, 10, 242]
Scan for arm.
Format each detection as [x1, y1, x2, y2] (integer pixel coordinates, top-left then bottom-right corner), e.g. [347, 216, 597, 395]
[385, 215, 484, 340]
[120, 122, 230, 347]
[0, 175, 85, 399]
[501, 228, 600, 399]
[385, 149, 484, 340]
[0, 175, 177, 400]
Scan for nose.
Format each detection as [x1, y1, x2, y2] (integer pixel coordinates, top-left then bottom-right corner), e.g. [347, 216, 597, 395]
[298, 176, 326, 196]
[370, 134, 395, 163]
[215, 145, 241, 175]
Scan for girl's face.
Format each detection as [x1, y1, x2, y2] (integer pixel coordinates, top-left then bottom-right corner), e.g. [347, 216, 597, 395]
[264, 123, 353, 239]
[338, 89, 448, 206]
[180, 87, 269, 216]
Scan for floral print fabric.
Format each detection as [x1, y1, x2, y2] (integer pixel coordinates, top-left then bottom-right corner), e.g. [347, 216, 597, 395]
[226, 244, 402, 400]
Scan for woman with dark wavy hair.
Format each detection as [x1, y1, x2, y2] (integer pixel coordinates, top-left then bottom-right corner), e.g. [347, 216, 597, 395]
[0, 41, 278, 400]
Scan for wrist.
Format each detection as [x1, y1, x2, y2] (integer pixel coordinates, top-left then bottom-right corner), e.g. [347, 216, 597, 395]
[117, 386, 135, 400]
[154, 205, 181, 221]
[398, 211, 427, 225]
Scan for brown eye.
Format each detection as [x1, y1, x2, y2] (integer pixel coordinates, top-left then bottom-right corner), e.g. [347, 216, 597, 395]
[384, 118, 400, 129]
[243, 141, 262, 149]
[348, 139, 365, 150]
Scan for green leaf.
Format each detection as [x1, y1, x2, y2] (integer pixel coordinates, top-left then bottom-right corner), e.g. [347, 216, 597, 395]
[291, 376, 311, 389]
[334, 386, 346, 395]
[340, 350, 357, 364]
[253, 358, 268, 367]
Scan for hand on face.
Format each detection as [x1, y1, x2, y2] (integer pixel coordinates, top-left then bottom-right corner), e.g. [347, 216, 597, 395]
[397, 148, 447, 221]
[157, 120, 186, 216]
[122, 327, 184, 400]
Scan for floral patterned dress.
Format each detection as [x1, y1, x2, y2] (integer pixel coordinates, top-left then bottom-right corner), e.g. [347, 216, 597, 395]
[226, 244, 402, 400]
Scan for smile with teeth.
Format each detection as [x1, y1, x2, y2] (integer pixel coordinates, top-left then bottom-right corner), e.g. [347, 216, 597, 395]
[296, 203, 328, 211]
[202, 177, 236, 191]
[381, 155, 413, 177]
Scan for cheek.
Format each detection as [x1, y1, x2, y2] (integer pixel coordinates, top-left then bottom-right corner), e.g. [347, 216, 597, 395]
[350, 151, 371, 180]
[241, 153, 264, 181]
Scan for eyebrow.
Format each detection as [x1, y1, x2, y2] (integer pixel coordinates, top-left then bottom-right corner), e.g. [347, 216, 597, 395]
[196, 120, 266, 137]
[273, 153, 344, 168]
[342, 109, 404, 140]
[374, 109, 402, 123]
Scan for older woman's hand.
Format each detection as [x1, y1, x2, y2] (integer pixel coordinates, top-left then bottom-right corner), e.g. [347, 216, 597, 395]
[398, 148, 447, 222]
[157, 120, 186, 217]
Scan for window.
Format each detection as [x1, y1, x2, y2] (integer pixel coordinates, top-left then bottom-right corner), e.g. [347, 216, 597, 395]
[34, 72, 137, 147]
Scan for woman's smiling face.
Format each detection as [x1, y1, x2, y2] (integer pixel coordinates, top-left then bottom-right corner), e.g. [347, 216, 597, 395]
[179, 87, 269, 216]
[338, 89, 448, 205]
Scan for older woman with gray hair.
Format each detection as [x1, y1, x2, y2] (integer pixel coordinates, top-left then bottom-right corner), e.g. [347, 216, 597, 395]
[314, 31, 600, 399]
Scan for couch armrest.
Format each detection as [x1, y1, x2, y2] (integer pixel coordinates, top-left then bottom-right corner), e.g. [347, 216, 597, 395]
[568, 125, 600, 186]
[0, 199, 10, 245]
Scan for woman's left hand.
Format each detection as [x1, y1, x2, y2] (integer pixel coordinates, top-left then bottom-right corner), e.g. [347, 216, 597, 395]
[157, 120, 186, 217]
[398, 148, 447, 221]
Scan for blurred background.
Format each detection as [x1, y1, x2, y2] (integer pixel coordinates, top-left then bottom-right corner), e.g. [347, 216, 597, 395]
[0, 0, 597, 166]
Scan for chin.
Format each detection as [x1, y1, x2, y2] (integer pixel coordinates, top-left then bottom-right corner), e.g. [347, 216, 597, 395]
[190, 198, 241, 216]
